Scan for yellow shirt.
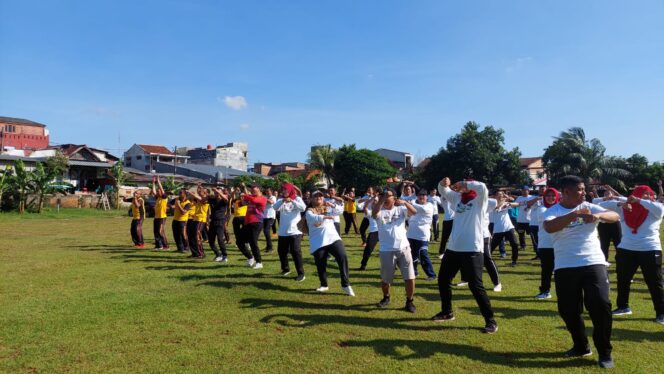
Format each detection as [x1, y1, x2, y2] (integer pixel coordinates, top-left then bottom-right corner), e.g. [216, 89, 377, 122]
[154, 197, 168, 219]
[344, 200, 357, 213]
[194, 201, 209, 223]
[173, 199, 191, 222]
[132, 198, 145, 219]
[234, 200, 247, 217]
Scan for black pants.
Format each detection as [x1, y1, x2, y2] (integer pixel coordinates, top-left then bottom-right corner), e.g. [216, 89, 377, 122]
[232, 216, 247, 253]
[488, 223, 505, 255]
[483, 238, 500, 286]
[187, 220, 204, 257]
[555, 265, 612, 358]
[516, 222, 531, 249]
[490, 229, 520, 263]
[278, 235, 305, 276]
[312, 240, 350, 288]
[172, 220, 188, 252]
[615, 248, 664, 315]
[439, 220, 454, 254]
[240, 222, 263, 263]
[359, 217, 369, 244]
[263, 218, 275, 251]
[360, 232, 379, 268]
[130, 219, 144, 245]
[539, 248, 554, 293]
[343, 212, 359, 234]
[333, 222, 341, 236]
[529, 226, 539, 254]
[432, 213, 440, 241]
[153, 218, 169, 248]
[272, 214, 278, 234]
[598, 222, 621, 261]
[438, 250, 496, 325]
[208, 222, 227, 257]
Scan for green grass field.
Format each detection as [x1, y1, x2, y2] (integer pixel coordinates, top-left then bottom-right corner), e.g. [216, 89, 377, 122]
[1, 209, 663, 373]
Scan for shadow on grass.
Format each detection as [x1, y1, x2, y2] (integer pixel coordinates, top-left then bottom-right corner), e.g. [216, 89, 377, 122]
[461, 306, 557, 319]
[612, 327, 664, 342]
[340, 338, 596, 369]
[240, 297, 376, 312]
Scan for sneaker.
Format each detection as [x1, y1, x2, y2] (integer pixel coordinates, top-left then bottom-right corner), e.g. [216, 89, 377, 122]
[482, 323, 498, 334]
[509, 261, 517, 267]
[221, 256, 228, 263]
[564, 347, 592, 358]
[253, 262, 263, 269]
[612, 307, 632, 316]
[438, 254, 444, 260]
[153, 247, 163, 251]
[405, 300, 416, 313]
[493, 283, 502, 292]
[655, 314, 664, 324]
[357, 266, 366, 271]
[425, 276, 437, 281]
[295, 274, 306, 282]
[432, 312, 455, 322]
[456, 281, 468, 287]
[247, 258, 256, 267]
[214, 256, 224, 262]
[342, 286, 355, 297]
[377, 296, 391, 308]
[535, 292, 552, 300]
[598, 356, 614, 369]
[281, 270, 291, 276]
[137, 244, 145, 248]
[315, 286, 329, 292]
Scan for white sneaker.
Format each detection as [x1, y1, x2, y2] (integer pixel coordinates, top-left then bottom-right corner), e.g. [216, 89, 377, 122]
[247, 258, 256, 267]
[253, 262, 263, 269]
[438, 254, 444, 260]
[342, 286, 355, 297]
[456, 281, 468, 287]
[315, 286, 329, 292]
[214, 256, 224, 262]
[493, 283, 502, 292]
[221, 256, 228, 263]
[535, 292, 552, 300]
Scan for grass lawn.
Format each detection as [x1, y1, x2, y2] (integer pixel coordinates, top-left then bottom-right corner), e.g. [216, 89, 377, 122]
[1, 209, 663, 373]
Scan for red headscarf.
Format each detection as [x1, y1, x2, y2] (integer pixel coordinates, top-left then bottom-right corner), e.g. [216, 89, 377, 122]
[543, 187, 561, 208]
[282, 183, 298, 200]
[624, 185, 655, 234]
[460, 179, 476, 204]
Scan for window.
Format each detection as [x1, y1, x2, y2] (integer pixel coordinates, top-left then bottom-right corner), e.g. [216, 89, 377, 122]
[136, 155, 142, 160]
[3, 125, 16, 133]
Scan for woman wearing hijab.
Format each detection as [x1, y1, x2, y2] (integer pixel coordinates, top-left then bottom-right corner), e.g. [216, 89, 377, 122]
[534, 187, 561, 300]
[273, 183, 307, 281]
[599, 185, 664, 323]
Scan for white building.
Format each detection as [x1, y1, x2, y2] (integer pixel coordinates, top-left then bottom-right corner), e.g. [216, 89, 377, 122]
[186, 142, 248, 171]
[123, 144, 189, 173]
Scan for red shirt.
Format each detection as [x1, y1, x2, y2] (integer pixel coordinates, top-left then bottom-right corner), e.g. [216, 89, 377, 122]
[242, 194, 267, 225]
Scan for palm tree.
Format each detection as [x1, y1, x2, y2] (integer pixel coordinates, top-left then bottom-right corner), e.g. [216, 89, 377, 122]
[308, 145, 336, 187]
[10, 159, 31, 214]
[28, 162, 72, 213]
[0, 165, 10, 209]
[543, 127, 630, 189]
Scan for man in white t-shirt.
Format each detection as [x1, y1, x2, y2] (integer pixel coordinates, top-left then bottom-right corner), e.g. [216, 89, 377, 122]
[408, 189, 436, 280]
[543, 175, 620, 369]
[428, 188, 442, 241]
[373, 187, 418, 313]
[516, 187, 537, 251]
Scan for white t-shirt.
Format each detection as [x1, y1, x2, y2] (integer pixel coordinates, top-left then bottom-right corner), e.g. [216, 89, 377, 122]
[493, 203, 515, 233]
[264, 195, 277, 219]
[407, 202, 433, 241]
[324, 197, 343, 223]
[375, 205, 410, 252]
[600, 198, 663, 252]
[438, 181, 488, 252]
[428, 195, 441, 215]
[529, 199, 541, 226]
[484, 198, 497, 238]
[441, 197, 455, 221]
[273, 197, 306, 236]
[516, 195, 537, 223]
[400, 194, 417, 203]
[536, 205, 554, 249]
[366, 208, 379, 233]
[305, 204, 343, 253]
[544, 202, 608, 270]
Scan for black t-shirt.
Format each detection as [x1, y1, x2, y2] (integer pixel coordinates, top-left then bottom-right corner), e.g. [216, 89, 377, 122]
[208, 197, 229, 222]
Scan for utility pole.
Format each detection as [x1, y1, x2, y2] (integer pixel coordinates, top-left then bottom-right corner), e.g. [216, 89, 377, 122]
[0, 128, 4, 155]
[173, 146, 177, 176]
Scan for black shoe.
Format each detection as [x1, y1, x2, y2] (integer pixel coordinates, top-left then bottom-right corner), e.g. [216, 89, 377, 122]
[377, 296, 390, 308]
[598, 355, 614, 369]
[405, 300, 416, 313]
[295, 274, 306, 282]
[482, 323, 498, 334]
[509, 261, 517, 267]
[564, 346, 592, 358]
[432, 312, 455, 322]
[531, 256, 540, 260]
[357, 266, 366, 271]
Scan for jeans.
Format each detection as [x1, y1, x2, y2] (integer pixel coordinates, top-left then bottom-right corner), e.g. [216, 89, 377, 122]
[408, 238, 436, 278]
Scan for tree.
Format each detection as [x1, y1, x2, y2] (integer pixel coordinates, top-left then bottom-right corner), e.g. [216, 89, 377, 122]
[422, 122, 530, 189]
[45, 150, 69, 180]
[9, 159, 31, 214]
[308, 145, 336, 187]
[28, 162, 72, 213]
[333, 144, 396, 192]
[108, 163, 130, 209]
[161, 176, 186, 195]
[542, 127, 630, 190]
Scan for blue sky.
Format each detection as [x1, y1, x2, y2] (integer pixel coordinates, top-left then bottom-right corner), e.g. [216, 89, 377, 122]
[1, 0, 663, 165]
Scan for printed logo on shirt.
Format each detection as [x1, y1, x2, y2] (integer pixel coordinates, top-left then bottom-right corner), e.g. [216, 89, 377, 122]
[381, 209, 403, 225]
[565, 217, 586, 229]
[455, 202, 473, 214]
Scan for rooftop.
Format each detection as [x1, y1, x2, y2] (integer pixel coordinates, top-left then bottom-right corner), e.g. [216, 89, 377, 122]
[0, 116, 47, 128]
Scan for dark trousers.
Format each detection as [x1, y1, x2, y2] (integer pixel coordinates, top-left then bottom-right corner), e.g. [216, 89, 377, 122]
[482, 237, 501, 286]
[240, 222, 263, 263]
[615, 248, 664, 315]
[490, 229, 520, 262]
[360, 232, 379, 269]
[312, 240, 350, 288]
[187, 220, 204, 257]
[432, 213, 440, 241]
[172, 220, 188, 252]
[359, 217, 369, 243]
[439, 220, 454, 254]
[598, 222, 621, 261]
[409, 238, 436, 278]
[555, 265, 612, 358]
[208, 222, 227, 257]
[488, 223, 505, 255]
[153, 218, 169, 248]
[278, 235, 305, 276]
[529, 225, 539, 254]
[539, 248, 554, 293]
[130, 219, 144, 245]
[334, 222, 341, 236]
[343, 212, 359, 234]
[438, 250, 496, 325]
[515, 222, 531, 249]
[232, 217, 247, 253]
[263, 218, 275, 251]
[272, 214, 278, 234]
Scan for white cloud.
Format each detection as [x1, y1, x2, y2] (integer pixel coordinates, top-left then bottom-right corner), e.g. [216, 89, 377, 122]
[219, 96, 248, 110]
[239, 123, 250, 130]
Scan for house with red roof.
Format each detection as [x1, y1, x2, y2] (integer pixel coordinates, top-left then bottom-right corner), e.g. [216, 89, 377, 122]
[123, 144, 189, 173]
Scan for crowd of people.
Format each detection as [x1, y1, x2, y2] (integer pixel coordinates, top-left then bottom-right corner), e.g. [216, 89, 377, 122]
[127, 175, 664, 369]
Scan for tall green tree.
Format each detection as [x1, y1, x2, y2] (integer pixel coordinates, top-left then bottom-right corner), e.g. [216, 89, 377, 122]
[422, 122, 530, 189]
[45, 150, 69, 180]
[28, 162, 72, 213]
[109, 163, 130, 209]
[307, 145, 336, 187]
[333, 144, 396, 192]
[0, 165, 11, 209]
[10, 159, 31, 214]
[542, 127, 630, 190]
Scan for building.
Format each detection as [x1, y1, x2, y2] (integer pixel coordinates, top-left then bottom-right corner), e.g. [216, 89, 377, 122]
[374, 148, 413, 170]
[520, 157, 547, 186]
[154, 162, 263, 184]
[0, 116, 50, 154]
[186, 143, 248, 171]
[253, 162, 307, 177]
[123, 144, 189, 173]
